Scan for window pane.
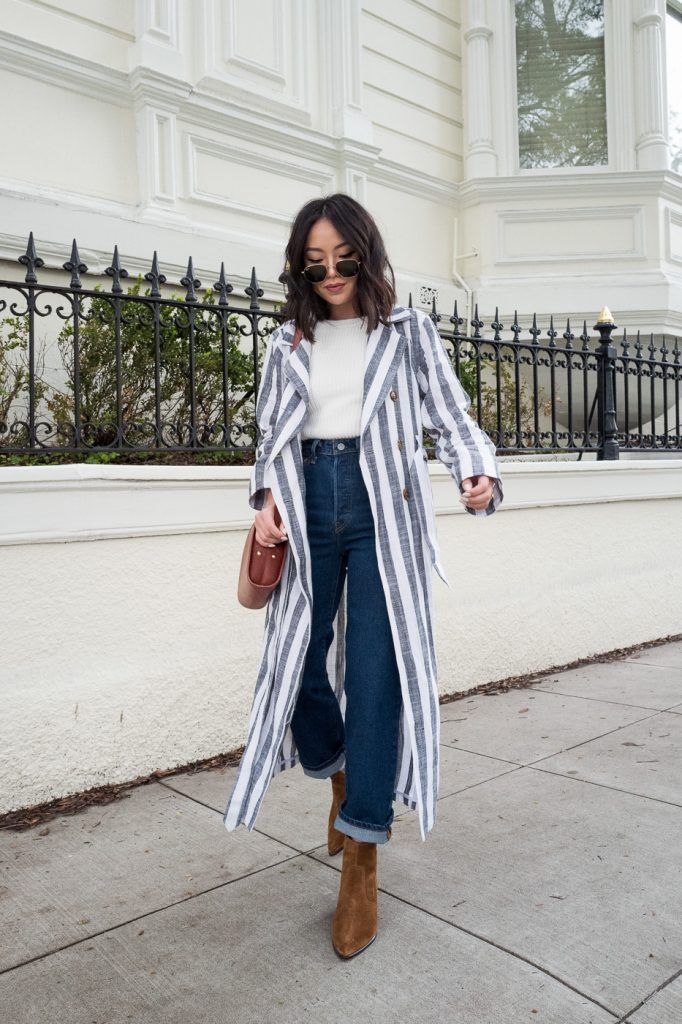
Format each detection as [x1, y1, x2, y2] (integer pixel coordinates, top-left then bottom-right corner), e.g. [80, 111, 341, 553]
[515, 0, 607, 168]
[667, 5, 682, 174]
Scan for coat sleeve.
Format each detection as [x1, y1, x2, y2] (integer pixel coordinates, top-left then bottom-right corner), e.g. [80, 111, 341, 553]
[415, 310, 503, 517]
[248, 326, 284, 511]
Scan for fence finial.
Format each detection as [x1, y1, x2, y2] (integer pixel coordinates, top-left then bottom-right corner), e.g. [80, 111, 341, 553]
[596, 304, 615, 324]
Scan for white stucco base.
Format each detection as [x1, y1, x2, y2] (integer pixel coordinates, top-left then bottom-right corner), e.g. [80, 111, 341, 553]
[1, 457, 680, 814]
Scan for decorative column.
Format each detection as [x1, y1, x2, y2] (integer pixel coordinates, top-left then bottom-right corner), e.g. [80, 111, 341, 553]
[462, 0, 498, 178]
[318, 0, 378, 197]
[326, 0, 374, 147]
[633, 0, 669, 170]
[129, 0, 183, 80]
[128, 0, 184, 215]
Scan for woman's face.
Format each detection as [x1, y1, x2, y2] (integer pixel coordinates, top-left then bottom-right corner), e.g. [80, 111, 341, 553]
[302, 217, 361, 318]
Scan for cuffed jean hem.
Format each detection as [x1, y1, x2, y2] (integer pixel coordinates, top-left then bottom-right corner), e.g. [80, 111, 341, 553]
[333, 811, 392, 845]
[300, 747, 346, 780]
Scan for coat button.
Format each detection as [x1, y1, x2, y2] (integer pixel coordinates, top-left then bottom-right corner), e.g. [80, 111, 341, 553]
[389, 389, 398, 400]
[403, 486, 410, 499]
[397, 438, 403, 451]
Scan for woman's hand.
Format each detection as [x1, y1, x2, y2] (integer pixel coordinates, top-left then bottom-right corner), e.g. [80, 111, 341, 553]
[254, 489, 288, 547]
[459, 475, 494, 511]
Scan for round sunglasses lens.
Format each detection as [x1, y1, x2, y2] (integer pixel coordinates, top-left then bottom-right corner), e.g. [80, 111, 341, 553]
[336, 259, 359, 278]
[304, 265, 326, 283]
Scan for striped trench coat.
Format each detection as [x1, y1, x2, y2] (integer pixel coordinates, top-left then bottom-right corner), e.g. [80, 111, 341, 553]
[223, 305, 503, 841]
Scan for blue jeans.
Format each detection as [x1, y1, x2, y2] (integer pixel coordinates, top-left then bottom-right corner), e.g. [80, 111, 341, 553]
[289, 435, 403, 844]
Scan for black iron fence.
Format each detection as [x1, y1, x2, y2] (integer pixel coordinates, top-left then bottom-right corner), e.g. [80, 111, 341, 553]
[0, 233, 680, 459]
[436, 303, 681, 459]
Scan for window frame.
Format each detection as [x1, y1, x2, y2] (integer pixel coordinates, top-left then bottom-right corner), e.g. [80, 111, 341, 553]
[509, 0, 613, 175]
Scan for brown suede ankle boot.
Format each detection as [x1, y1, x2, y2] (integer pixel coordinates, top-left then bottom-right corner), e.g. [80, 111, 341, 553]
[327, 769, 346, 856]
[331, 835, 378, 959]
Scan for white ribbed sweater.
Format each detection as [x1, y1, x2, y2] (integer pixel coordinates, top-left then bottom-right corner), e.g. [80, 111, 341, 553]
[300, 316, 368, 440]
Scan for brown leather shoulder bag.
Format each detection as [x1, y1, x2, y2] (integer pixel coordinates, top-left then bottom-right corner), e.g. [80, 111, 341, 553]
[237, 324, 302, 609]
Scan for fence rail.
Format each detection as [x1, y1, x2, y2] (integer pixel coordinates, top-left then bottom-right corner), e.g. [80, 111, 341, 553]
[0, 233, 680, 459]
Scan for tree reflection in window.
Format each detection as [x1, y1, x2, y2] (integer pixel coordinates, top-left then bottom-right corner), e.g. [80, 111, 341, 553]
[515, 0, 607, 168]
[667, 4, 682, 174]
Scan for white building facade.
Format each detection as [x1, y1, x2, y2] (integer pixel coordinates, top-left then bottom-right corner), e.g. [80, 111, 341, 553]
[0, 0, 680, 334]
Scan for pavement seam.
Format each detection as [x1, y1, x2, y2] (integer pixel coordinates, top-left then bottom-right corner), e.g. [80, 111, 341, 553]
[523, 707, 673, 762]
[616, 660, 682, 672]
[431, 753, 682, 811]
[157, 777, 322, 856]
[616, 963, 682, 1022]
[439, 741, 525, 765]
[0, 776, 351, 981]
[439, 709, 666, 772]
[432, 763, 526, 803]
[156, 778, 344, 858]
[530, 686, 682, 713]
[0, 842, 310, 978]
[304, 848, 621, 1021]
[528, 765, 682, 809]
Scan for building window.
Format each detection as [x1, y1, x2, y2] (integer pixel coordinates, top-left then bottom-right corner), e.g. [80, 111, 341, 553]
[515, 0, 607, 168]
[667, 3, 682, 174]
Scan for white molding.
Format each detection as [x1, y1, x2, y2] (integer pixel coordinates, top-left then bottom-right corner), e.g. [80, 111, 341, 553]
[152, 108, 177, 205]
[664, 204, 682, 265]
[146, 0, 180, 48]
[0, 28, 131, 107]
[12, 16, 666, 211]
[364, 157, 457, 203]
[321, 0, 375, 146]
[184, 133, 333, 217]
[340, 166, 368, 202]
[0, 28, 355, 170]
[0, 5, 375, 186]
[193, 0, 312, 126]
[0, 197, 286, 305]
[496, 205, 646, 265]
[1, 460, 681, 547]
[221, 0, 286, 86]
[458, 169, 682, 204]
[129, 0, 183, 80]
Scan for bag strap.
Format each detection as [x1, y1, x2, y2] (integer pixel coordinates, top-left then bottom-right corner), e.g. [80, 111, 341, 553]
[292, 325, 303, 350]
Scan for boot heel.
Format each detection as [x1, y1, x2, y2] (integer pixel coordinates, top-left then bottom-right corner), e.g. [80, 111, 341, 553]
[331, 835, 378, 959]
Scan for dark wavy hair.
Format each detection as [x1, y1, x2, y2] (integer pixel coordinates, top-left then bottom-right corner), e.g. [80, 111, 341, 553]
[279, 193, 397, 341]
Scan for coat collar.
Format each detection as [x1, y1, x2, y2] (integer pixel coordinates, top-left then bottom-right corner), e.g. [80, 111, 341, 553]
[265, 305, 414, 467]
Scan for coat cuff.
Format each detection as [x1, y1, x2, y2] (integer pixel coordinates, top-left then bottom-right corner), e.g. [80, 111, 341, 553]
[248, 457, 275, 511]
[464, 474, 504, 517]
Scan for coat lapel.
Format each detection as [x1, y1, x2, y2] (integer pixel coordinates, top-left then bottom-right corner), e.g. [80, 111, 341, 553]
[265, 306, 413, 467]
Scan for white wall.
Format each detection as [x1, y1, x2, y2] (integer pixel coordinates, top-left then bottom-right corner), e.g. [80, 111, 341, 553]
[0, 0, 465, 311]
[1, 458, 681, 814]
[1, 0, 678, 331]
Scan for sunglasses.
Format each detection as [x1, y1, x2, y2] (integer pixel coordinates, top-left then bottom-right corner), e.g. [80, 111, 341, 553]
[301, 258, 362, 284]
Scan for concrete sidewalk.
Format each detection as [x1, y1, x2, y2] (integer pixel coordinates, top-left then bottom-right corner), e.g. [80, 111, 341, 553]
[1, 641, 681, 1023]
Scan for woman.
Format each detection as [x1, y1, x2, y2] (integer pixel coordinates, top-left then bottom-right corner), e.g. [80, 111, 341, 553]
[224, 193, 503, 959]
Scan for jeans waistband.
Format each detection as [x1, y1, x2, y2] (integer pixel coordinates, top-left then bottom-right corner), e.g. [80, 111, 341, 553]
[301, 436, 361, 456]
